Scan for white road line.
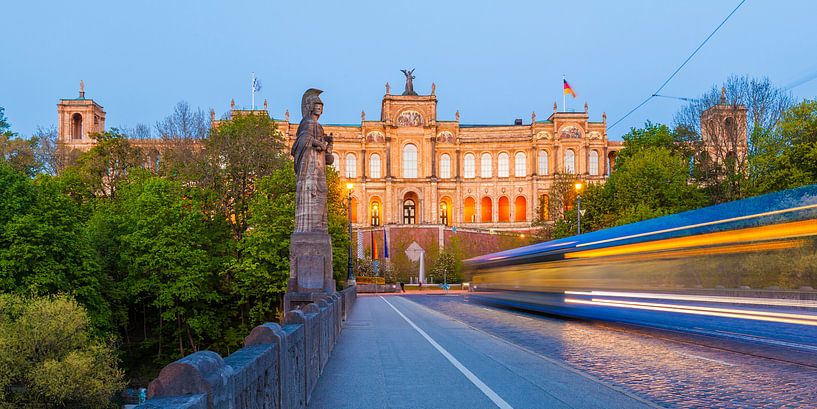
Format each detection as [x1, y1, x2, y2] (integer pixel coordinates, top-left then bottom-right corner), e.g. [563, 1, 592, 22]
[379, 296, 514, 409]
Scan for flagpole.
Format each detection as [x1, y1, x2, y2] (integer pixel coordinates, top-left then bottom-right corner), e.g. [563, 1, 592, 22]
[251, 72, 255, 110]
[562, 74, 566, 112]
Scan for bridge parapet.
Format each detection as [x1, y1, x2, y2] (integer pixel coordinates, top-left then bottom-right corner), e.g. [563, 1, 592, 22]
[136, 287, 356, 409]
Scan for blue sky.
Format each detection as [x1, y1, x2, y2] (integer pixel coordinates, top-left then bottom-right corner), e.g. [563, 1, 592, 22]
[2, 1, 816, 139]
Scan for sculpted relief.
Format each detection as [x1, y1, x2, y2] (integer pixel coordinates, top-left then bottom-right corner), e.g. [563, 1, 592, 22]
[366, 131, 385, 143]
[396, 110, 423, 127]
[588, 131, 602, 140]
[560, 125, 582, 139]
[535, 131, 552, 140]
[436, 131, 454, 144]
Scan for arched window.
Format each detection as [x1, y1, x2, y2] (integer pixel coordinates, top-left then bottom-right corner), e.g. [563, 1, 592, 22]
[464, 153, 476, 179]
[515, 152, 526, 177]
[480, 153, 492, 178]
[71, 113, 83, 139]
[370, 153, 381, 178]
[403, 144, 418, 178]
[345, 153, 357, 178]
[371, 201, 381, 226]
[498, 196, 510, 222]
[439, 154, 451, 179]
[439, 200, 451, 226]
[538, 150, 549, 175]
[514, 196, 527, 222]
[564, 149, 575, 174]
[480, 197, 493, 223]
[350, 196, 358, 223]
[589, 150, 599, 176]
[330, 153, 340, 171]
[498, 153, 509, 178]
[403, 199, 416, 224]
[464, 197, 476, 223]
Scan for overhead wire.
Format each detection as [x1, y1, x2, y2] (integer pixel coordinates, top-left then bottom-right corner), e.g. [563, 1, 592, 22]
[608, 0, 747, 131]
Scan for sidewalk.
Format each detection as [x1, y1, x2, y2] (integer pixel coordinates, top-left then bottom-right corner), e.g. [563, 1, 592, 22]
[308, 295, 655, 408]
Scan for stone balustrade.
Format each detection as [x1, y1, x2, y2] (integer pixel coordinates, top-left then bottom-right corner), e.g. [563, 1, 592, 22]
[136, 287, 356, 409]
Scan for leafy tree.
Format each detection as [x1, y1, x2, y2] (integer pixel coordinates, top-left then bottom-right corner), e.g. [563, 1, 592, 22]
[76, 129, 144, 199]
[0, 294, 124, 408]
[0, 107, 13, 138]
[752, 100, 817, 192]
[155, 101, 210, 181]
[430, 252, 459, 284]
[617, 121, 691, 167]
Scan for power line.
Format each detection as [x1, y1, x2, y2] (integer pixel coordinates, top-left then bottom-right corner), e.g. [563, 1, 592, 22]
[784, 69, 817, 90]
[608, 0, 747, 131]
[652, 94, 700, 102]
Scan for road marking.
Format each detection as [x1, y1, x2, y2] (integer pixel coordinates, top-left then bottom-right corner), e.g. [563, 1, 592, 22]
[678, 353, 735, 366]
[379, 296, 514, 409]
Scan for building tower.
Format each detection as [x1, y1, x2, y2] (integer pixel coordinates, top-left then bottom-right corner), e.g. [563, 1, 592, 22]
[700, 87, 748, 171]
[57, 80, 106, 151]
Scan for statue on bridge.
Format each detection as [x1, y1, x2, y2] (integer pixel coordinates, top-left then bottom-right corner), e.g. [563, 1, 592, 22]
[286, 88, 336, 311]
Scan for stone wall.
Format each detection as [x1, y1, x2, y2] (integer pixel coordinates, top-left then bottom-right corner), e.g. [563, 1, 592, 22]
[135, 287, 356, 409]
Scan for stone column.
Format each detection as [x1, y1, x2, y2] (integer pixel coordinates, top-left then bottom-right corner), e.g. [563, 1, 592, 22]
[385, 137, 392, 178]
[361, 149, 367, 180]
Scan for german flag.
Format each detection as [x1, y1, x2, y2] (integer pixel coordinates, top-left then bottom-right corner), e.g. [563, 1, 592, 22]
[563, 79, 577, 98]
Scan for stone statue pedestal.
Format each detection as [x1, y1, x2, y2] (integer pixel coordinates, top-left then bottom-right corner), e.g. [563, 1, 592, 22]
[284, 232, 336, 311]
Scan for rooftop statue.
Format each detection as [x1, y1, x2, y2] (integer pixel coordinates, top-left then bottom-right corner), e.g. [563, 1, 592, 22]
[401, 68, 418, 96]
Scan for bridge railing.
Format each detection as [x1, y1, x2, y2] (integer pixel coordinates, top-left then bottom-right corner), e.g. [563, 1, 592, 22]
[136, 287, 357, 409]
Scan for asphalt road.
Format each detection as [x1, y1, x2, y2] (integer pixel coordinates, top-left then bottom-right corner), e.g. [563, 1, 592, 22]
[309, 295, 654, 409]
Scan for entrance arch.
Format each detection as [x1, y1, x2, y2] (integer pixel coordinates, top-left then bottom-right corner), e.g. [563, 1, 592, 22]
[402, 192, 419, 224]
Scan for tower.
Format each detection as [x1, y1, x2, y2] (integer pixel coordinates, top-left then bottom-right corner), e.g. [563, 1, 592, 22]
[700, 87, 748, 171]
[57, 80, 106, 150]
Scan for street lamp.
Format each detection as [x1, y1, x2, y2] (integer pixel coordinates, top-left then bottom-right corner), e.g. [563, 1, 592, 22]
[346, 183, 355, 287]
[574, 181, 584, 235]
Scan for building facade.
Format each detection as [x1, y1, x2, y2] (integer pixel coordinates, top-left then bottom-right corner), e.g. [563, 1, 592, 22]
[58, 80, 625, 232]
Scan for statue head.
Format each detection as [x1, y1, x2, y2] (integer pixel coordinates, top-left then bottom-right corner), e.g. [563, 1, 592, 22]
[301, 88, 324, 119]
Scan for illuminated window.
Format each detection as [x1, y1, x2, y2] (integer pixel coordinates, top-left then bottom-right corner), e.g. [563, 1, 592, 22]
[439, 201, 449, 226]
[564, 149, 575, 174]
[515, 152, 526, 177]
[345, 153, 357, 178]
[480, 196, 492, 222]
[371, 201, 381, 226]
[403, 199, 416, 224]
[439, 154, 451, 179]
[514, 196, 527, 222]
[589, 150, 599, 176]
[498, 153, 509, 178]
[464, 153, 475, 179]
[538, 150, 548, 175]
[498, 196, 510, 222]
[480, 153, 492, 178]
[464, 197, 476, 222]
[370, 153, 381, 178]
[403, 144, 418, 178]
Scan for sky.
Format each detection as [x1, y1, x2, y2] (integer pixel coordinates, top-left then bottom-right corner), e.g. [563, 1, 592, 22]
[2, 0, 817, 140]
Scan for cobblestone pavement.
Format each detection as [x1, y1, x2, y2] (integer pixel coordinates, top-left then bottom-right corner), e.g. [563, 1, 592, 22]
[404, 294, 817, 408]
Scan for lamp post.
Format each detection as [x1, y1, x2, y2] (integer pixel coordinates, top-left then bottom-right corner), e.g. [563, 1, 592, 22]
[346, 183, 355, 287]
[574, 181, 584, 235]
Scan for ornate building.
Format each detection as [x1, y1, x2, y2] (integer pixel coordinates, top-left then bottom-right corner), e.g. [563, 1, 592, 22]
[58, 78, 625, 232]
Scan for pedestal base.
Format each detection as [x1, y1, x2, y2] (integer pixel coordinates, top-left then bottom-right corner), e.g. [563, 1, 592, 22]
[284, 231, 335, 312]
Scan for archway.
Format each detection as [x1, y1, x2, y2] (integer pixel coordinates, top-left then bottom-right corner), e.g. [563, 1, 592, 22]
[463, 197, 476, 223]
[498, 196, 510, 222]
[514, 196, 527, 222]
[370, 196, 382, 226]
[350, 196, 359, 223]
[480, 197, 492, 223]
[402, 192, 419, 224]
[439, 196, 452, 226]
[71, 113, 83, 139]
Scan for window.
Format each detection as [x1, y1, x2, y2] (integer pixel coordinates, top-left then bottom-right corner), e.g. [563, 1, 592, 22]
[564, 149, 575, 174]
[589, 150, 599, 176]
[371, 202, 381, 226]
[440, 202, 449, 226]
[480, 153, 492, 178]
[370, 153, 381, 178]
[480, 197, 493, 222]
[514, 196, 527, 222]
[498, 196, 510, 222]
[538, 150, 549, 175]
[498, 153, 509, 178]
[345, 153, 357, 178]
[403, 144, 418, 178]
[515, 152, 526, 177]
[464, 154, 475, 179]
[403, 199, 416, 224]
[330, 153, 340, 170]
[439, 154, 451, 179]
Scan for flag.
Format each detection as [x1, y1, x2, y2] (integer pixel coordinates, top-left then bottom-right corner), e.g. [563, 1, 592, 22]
[563, 79, 576, 98]
[252, 76, 262, 93]
[383, 229, 389, 258]
[357, 230, 364, 259]
[371, 230, 378, 260]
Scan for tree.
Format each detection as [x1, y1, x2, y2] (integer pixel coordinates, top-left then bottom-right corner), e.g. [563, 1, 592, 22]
[155, 101, 210, 181]
[0, 107, 13, 138]
[430, 252, 458, 284]
[0, 109, 39, 176]
[0, 294, 124, 408]
[674, 75, 793, 202]
[752, 99, 817, 192]
[76, 129, 144, 199]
